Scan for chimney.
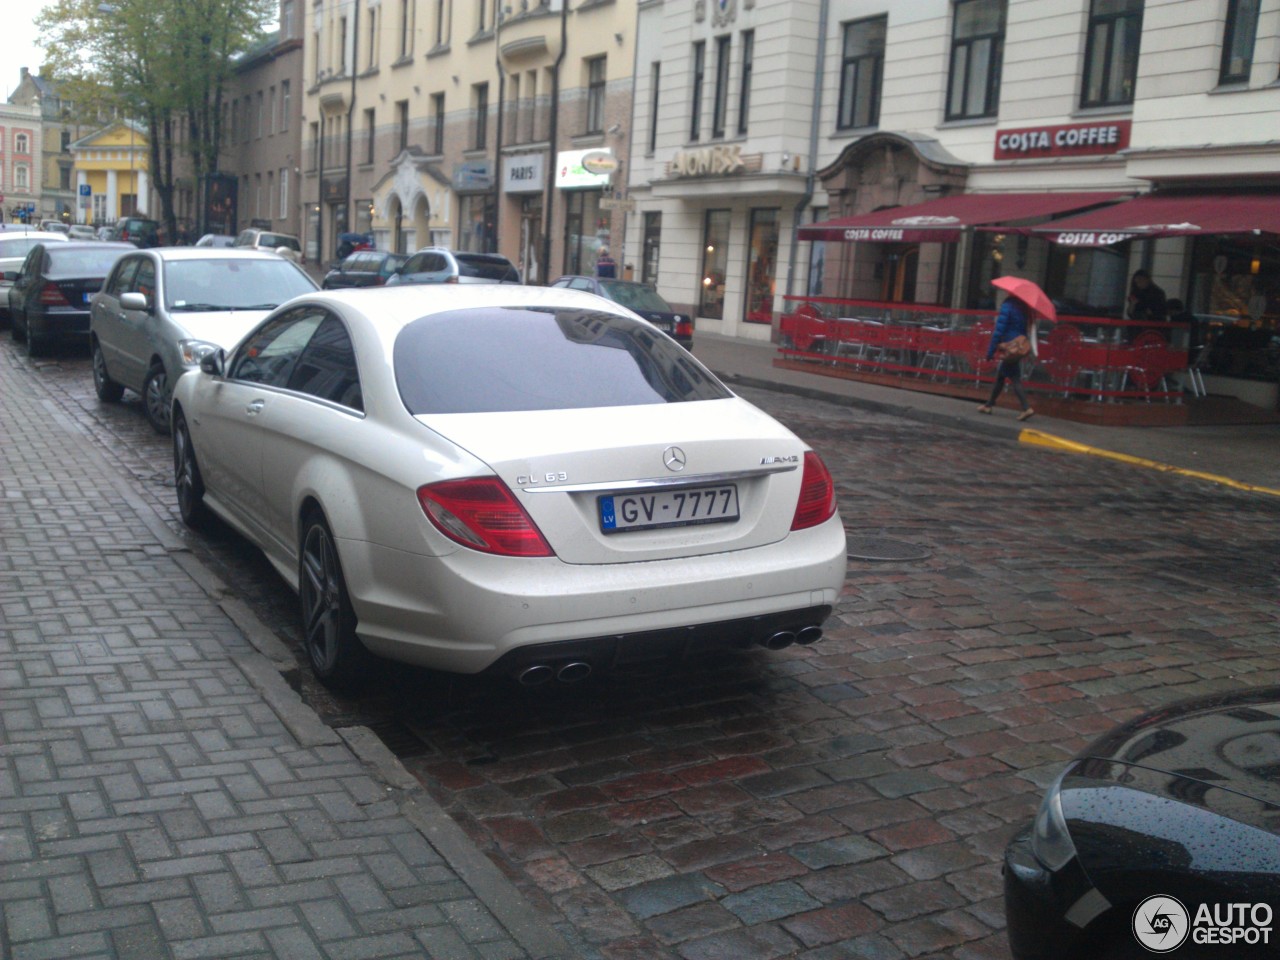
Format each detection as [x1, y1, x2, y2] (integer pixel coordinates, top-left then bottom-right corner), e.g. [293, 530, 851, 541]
[20, 67, 29, 80]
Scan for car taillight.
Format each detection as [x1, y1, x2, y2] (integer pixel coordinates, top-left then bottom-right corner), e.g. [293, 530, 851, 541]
[121, 229, 130, 240]
[791, 451, 837, 531]
[38, 282, 70, 306]
[417, 477, 554, 557]
[444, 276, 459, 284]
[675, 318, 694, 338]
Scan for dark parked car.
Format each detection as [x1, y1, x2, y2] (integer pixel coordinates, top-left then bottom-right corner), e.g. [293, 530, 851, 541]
[1004, 685, 1280, 959]
[385, 248, 521, 285]
[551, 275, 693, 350]
[108, 217, 161, 248]
[8, 242, 133, 356]
[322, 250, 408, 289]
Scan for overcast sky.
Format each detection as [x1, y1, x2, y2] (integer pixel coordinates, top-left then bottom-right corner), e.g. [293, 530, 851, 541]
[6, 0, 58, 100]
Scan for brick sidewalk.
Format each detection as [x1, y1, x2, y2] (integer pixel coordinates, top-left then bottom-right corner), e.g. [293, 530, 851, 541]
[0, 357, 573, 958]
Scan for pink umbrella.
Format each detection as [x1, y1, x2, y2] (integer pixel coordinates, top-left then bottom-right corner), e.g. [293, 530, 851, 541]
[991, 275, 1057, 322]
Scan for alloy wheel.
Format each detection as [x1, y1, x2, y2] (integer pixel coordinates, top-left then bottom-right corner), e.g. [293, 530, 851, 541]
[301, 524, 343, 674]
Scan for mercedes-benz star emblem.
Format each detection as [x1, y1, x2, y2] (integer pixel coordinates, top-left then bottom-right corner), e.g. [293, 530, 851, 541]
[663, 446, 687, 472]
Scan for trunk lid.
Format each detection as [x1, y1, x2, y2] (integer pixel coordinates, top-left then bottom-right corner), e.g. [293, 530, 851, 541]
[416, 397, 809, 564]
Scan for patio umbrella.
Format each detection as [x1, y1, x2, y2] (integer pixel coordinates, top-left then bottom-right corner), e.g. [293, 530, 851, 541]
[991, 275, 1056, 322]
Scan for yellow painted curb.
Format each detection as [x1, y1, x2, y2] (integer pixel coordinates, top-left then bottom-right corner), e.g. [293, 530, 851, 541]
[1018, 429, 1280, 498]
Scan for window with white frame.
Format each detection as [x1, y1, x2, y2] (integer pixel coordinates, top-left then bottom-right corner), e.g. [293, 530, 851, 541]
[15, 165, 29, 189]
[280, 168, 289, 219]
[15, 132, 30, 154]
[945, 0, 1006, 121]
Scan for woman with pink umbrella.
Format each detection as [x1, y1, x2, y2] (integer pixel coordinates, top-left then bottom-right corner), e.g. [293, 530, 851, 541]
[977, 276, 1056, 421]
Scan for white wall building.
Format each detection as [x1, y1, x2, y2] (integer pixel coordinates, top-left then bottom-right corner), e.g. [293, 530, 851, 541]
[627, 0, 1280, 405]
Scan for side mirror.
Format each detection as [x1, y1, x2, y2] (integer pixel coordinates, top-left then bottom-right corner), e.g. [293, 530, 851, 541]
[199, 349, 225, 377]
[120, 291, 150, 311]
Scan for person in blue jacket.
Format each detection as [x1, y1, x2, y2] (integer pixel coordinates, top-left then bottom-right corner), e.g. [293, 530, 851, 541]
[977, 294, 1035, 421]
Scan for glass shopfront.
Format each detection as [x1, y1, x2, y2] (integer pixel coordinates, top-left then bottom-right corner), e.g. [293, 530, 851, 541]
[642, 211, 662, 285]
[1189, 235, 1280, 382]
[458, 194, 496, 253]
[745, 208, 780, 324]
[519, 195, 543, 285]
[700, 209, 730, 319]
[564, 189, 607, 276]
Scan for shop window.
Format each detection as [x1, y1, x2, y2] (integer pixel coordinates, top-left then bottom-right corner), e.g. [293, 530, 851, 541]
[585, 56, 606, 135]
[946, 0, 1006, 121]
[737, 30, 753, 136]
[364, 108, 375, 164]
[838, 16, 886, 130]
[745, 208, 779, 324]
[430, 94, 445, 154]
[1081, 0, 1143, 107]
[473, 83, 488, 150]
[807, 207, 827, 296]
[642, 211, 662, 285]
[648, 62, 661, 153]
[563, 190, 608, 276]
[397, 99, 409, 153]
[459, 194, 496, 253]
[711, 36, 731, 139]
[1220, 0, 1260, 85]
[699, 209, 730, 319]
[1189, 236, 1279, 381]
[690, 42, 705, 141]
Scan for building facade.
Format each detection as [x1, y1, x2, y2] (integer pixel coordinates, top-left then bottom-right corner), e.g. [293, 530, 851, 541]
[7, 68, 82, 224]
[0, 99, 43, 224]
[627, 0, 1280, 407]
[301, 0, 636, 280]
[68, 121, 149, 226]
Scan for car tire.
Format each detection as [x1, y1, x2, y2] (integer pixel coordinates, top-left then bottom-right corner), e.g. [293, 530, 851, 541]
[11, 312, 26, 343]
[172, 411, 207, 528]
[143, 364, 172, 434]
[92, 340, 125, 402]
[27, 329, 51, 358]
[299, 511, 369, 690]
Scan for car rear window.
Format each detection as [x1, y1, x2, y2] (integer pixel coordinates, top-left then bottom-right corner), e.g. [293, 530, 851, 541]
[454, 255, 520, 283]
[394, 306, 729, 415]
[262, 233, 301, 251]
[46, 247, 130, 276]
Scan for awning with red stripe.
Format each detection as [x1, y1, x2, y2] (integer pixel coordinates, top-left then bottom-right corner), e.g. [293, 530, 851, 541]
[1031, 192, 1280, 246]
[798, 192, 1126, 244]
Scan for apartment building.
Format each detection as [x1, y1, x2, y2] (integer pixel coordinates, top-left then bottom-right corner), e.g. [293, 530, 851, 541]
[627, 0, 1280, 407]
[301, 0, 636, 280]
[0, 99, 43, 223]
[7, 68, 82, 224]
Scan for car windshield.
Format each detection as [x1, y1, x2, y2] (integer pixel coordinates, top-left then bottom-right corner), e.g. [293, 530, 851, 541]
[47, 248, 130, 276]
[454, 255, 520, 282]
[599, 281, 674, 313]
[164, 258, 317, 311]
[394, 306, 730, 414]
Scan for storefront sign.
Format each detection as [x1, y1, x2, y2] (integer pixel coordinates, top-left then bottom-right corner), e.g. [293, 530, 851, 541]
[453, 160, 494, 193]
[322, 177, 348, 202]
[555, 149, 614, 189]
[994, 120, 1131, 160]
[581, 151, 619, 176]
[670, 144, 746, 178]
[843, 227, 904, 241]
[502, 154, 545, 194]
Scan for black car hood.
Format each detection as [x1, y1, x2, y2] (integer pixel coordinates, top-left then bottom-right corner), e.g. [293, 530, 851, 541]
[1075, 685, 1280, 820]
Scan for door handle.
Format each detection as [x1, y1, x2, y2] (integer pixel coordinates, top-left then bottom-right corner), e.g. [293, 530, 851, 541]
[246, 399, 265, 416]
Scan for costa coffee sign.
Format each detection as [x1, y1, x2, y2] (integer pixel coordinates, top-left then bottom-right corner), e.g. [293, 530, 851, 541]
[994, 120, 1131, 160]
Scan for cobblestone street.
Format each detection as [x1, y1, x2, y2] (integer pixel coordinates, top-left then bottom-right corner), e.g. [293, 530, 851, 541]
[5, 339, 1280, 960]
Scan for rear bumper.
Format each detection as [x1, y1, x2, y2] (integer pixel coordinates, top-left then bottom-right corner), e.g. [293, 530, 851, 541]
[30, 308, 91, 339]
[337, 514, 847, 674]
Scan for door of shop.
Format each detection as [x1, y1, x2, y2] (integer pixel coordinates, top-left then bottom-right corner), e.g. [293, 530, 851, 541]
[520, 196, 543, 285]
[745, 207, 779, 324]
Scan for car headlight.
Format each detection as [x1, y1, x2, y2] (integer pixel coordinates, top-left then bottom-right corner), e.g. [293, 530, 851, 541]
[1031, 769, 1078, 870]
[179, 339, 220, 365]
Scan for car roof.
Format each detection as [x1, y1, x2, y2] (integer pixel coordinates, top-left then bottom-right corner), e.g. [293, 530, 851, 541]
[138, 247, 306, 262]
[0, 230, 71, 241]
[48, 241, 135, 251]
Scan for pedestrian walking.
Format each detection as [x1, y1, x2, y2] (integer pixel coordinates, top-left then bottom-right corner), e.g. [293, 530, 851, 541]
[972, 281, 1044, 424]
[595, 246, 617, 279]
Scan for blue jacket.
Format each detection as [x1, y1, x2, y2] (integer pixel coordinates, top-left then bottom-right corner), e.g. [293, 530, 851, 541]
[987, 298, 1029, 360]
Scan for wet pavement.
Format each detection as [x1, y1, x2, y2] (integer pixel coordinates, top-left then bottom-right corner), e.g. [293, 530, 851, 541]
[9, 337, 1280, 960]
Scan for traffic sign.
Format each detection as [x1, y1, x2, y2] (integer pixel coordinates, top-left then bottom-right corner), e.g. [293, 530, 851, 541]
[79, 184, 91, 196]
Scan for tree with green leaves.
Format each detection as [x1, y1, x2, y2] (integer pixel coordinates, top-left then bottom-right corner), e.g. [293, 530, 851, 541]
[37, 0, 275, 240]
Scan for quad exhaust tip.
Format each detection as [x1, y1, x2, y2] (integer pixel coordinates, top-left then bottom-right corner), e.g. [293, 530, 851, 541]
[795, 626, 824, 645]
[517, 664, 554, 686]
[557, 661, 592, 683]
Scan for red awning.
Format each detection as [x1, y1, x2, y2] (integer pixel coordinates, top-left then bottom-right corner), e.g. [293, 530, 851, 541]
[1033, 192, 1280, 246]
[798, 192, 1126, 244]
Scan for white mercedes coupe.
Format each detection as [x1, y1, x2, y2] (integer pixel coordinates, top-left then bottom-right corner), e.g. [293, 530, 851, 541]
[170, 285, 847, 687]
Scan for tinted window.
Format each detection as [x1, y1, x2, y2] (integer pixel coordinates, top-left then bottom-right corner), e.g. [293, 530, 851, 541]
[163, 257, 316, 311]
[455, 255, 519, 282]
[599, 281, 675, 314]
[229, 309, 324, 387]
[402, 254, 429, 273]
[105, 257, 141, 296]
[342, 253, 375, 273]
[47, 246, 130, 277]
[394, 307, 730, 415]
[286, 316, 362, 410]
